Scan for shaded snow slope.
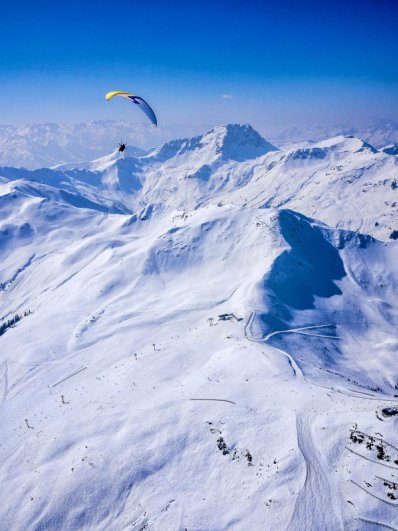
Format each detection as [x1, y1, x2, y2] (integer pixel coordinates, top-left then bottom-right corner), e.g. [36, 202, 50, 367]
[254, 210, 398, 394]
[1, 123, 398, 530]
[383, 143, 398, 156]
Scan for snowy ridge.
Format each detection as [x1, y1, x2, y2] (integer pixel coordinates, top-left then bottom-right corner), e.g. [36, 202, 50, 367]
[1, 123, 398, 530]
[3, 123, 397, 238]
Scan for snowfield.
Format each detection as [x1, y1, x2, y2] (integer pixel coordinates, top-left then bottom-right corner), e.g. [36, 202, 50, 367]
[1, 123, 398, 530]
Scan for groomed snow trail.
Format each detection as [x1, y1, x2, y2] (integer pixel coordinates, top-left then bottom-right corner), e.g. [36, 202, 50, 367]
[288, 408, 344, 531]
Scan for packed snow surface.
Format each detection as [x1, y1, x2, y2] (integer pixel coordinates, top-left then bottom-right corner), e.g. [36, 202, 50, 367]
[1, 124, 398, 530]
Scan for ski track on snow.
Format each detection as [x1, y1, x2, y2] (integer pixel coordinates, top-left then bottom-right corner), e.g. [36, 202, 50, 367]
[1, 361, 8, 403]
[288, 409, 344, 531]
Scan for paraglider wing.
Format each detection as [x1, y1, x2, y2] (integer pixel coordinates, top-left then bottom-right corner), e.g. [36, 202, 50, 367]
[126, 95, 157, 127]
[105, 91, 157, 127]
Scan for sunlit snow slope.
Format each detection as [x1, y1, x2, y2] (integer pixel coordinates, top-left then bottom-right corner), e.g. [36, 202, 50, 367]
[1, 124, 398, 530]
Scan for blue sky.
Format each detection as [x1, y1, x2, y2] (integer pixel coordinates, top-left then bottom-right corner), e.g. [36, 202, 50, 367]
[1, 0, 397, 129]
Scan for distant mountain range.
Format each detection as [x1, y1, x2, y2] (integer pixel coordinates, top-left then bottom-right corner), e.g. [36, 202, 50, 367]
[268, 118, 398, 148]
[0, 120, 202, 169]
[0, 118, 397, 169]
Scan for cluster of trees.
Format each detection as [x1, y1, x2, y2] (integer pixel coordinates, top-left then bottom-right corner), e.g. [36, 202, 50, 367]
[0, 310, 31, 337]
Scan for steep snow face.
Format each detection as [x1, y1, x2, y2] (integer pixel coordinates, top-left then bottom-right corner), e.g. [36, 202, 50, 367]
[196, 123, 278, 161]
[150, 124, 277, 162]
[1, 123, 398, 530]
[254, 210, 398, 393]
[132, 124, 278, 211]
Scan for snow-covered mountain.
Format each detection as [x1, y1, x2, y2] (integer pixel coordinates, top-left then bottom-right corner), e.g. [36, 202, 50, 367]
[1, 123, 398, 530]
[2, 124, 397, 239]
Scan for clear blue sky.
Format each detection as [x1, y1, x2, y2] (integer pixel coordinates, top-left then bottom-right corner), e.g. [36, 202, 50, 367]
[1, 0, 397, 129]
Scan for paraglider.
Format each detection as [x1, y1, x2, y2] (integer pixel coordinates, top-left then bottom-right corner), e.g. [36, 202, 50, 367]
[118, 142, 126, 152]
[105, 91, 157, 127]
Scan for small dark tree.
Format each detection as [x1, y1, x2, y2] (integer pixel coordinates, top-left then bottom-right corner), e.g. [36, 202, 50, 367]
[0, 311, 31, 337]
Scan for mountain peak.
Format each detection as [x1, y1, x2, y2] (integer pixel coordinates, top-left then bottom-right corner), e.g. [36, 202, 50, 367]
[149, 123, 278, 163]
[201, 123, 278, 161]
[316, 134, 378, 153]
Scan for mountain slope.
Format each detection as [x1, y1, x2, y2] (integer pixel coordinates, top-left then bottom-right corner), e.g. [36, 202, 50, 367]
[222, 135, 398, 240]
[1, 124, 398, 530]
